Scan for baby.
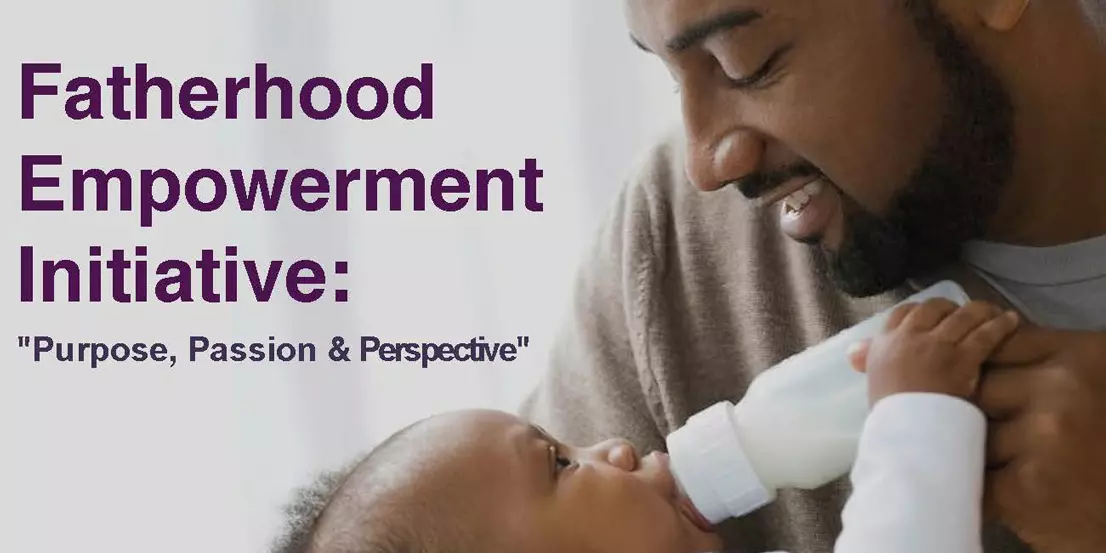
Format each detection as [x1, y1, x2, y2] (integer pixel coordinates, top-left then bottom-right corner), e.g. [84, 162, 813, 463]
[270, 298, 1020, 553]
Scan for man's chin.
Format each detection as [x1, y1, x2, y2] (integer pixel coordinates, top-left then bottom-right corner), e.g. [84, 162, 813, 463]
[820, 248, 909, 298]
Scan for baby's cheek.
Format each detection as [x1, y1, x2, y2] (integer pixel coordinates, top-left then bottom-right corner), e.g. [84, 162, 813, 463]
[610, 493, 685, 551]
[565, 473, 685, 552]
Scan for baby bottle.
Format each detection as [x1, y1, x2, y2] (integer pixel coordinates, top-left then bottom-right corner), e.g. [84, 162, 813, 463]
[666, 280, 971, 524]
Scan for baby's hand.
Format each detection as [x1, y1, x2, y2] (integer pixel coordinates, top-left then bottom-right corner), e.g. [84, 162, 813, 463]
[848, 299, 1020, 405]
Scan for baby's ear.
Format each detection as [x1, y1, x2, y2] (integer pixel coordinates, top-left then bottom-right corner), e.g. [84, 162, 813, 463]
[846, 340, 871, 373]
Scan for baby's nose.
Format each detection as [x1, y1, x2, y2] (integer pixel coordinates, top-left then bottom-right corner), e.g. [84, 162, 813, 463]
[590, 438, 638, 471]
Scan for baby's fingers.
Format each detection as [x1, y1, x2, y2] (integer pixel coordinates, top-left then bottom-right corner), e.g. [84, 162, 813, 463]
[847, 340, 871, 373]
[932, 301, 1002, 343]
[961, 310, 1021, 364]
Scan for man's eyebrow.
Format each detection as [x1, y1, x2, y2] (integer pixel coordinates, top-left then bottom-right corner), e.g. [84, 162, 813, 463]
[665, 9, 762, 53]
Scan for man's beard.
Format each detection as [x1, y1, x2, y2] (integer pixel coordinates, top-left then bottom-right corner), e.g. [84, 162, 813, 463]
[824, 2, 1016, 297]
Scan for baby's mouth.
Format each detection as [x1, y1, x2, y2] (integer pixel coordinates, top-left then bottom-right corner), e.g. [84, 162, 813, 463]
[648, 450, 716, 534]
[678, 494, 715, 533]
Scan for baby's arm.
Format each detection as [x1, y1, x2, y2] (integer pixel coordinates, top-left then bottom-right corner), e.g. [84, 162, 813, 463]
[833, 300, 1020, 553]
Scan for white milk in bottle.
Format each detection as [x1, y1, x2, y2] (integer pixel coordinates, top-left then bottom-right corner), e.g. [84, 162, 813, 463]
[666, 280, 971, 524]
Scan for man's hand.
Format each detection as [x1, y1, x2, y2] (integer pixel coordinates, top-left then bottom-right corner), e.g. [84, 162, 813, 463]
[978, 326, 1106, 553]
[849, 298, 1019, 405]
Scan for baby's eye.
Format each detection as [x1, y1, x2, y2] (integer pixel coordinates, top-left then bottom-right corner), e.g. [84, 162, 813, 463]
[549, 444, 576, 476]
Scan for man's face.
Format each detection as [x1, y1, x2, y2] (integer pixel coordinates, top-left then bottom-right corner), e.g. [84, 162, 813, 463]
[625, 0, 1014, 296]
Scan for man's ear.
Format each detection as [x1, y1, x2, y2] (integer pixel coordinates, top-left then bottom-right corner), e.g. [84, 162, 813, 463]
[975, 0, 1030, 31]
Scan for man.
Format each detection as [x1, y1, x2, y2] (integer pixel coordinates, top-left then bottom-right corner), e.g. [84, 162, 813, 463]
[520, 1, 1106, 552]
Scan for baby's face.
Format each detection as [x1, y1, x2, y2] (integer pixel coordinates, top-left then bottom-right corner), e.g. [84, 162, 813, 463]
[408, 410, 722, 553]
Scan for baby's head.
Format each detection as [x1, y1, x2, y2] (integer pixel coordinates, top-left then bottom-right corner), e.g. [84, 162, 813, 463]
[271, 409, 721, 553]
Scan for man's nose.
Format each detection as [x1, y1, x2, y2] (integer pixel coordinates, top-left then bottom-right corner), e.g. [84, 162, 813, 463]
[581, 438, 639, 471]
[685, 128, 764, 192]
[680, 84, 764, 192]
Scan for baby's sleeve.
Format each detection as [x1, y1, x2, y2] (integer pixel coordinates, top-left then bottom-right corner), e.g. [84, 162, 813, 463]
[834, 392, 986, 553]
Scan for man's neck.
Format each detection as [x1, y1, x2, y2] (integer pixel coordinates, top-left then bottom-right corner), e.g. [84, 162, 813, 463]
[986, 21, 1106, 247]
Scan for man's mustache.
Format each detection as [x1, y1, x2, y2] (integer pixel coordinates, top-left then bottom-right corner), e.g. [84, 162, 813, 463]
[733, 164, 823, 199]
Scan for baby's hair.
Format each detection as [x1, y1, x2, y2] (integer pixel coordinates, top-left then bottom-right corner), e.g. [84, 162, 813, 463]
[269, 454, 367, 553]
[269, 419, 476, 553]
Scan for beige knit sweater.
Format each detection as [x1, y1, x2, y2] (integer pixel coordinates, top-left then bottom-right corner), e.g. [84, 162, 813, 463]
[518, 131, 1032, 553]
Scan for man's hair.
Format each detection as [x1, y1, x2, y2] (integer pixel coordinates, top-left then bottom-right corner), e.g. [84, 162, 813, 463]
[269, 419, 476, 553]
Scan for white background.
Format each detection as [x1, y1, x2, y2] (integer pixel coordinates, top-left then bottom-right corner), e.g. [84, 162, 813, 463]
[0, 1, 679, 551]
